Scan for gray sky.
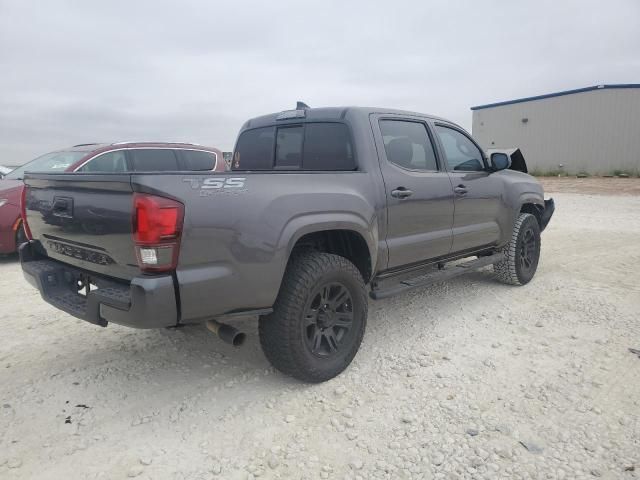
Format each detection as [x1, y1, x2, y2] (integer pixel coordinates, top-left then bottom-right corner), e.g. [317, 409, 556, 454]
[1, 0, 639, 165]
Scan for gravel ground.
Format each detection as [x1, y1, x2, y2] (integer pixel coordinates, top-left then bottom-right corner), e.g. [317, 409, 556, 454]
[1, 191, 639, 480]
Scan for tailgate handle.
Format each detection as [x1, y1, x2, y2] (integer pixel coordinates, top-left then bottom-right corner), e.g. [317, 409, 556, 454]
[52, 196, 74, 218]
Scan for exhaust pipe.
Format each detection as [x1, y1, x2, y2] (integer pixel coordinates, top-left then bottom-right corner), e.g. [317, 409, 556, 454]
[206, 319, 246, 347]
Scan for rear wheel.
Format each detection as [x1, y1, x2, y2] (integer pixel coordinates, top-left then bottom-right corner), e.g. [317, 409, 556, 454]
[494, 213, 541, 285]
[259, 251, 367, 383]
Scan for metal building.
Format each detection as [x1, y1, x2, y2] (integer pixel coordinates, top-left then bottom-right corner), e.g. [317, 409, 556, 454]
[471, 84, 640, 175]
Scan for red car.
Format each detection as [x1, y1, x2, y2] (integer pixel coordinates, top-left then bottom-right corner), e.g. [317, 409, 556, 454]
[0, 142, 225, 254]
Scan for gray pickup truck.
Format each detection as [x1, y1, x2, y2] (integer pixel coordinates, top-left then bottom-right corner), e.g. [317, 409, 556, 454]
[20, 105, 554, 382]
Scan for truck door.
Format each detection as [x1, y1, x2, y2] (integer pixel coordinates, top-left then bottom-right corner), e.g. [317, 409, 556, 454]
[432, 123, 504, 253]
[372, 115, 455, 269]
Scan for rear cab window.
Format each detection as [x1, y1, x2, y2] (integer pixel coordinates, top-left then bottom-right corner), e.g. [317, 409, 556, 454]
[232, 123, 356, 171]
[233, 127, 275, 170]
[303, 123, 355, 170]
[275, 126, 304, 169]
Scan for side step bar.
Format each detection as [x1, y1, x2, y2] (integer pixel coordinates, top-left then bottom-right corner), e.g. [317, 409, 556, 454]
[370, 252, 504, 300]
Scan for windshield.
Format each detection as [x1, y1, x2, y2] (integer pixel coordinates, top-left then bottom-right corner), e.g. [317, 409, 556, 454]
[4, 151, 86, 180]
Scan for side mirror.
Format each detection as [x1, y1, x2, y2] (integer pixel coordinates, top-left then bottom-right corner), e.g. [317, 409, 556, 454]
[490, 152, 511, 172]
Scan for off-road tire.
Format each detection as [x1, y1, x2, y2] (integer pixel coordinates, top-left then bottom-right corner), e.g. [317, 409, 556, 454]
[494, 213, 541, 285]
[259, 251, 367, 383]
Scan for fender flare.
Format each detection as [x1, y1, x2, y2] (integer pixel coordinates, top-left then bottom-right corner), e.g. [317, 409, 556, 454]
[518, 192, 545, 208]
[276, 211, 378, 278]
[516, 192, 545, 226]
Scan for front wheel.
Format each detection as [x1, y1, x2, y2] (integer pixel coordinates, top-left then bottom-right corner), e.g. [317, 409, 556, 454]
[494, 213, 541, 285]
[259, 251, 367, 383]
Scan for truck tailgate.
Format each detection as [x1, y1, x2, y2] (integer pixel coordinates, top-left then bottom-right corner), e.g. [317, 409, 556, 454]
[24, 174, 139, 280]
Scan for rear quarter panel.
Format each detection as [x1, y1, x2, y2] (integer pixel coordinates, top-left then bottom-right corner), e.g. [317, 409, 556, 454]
[133, 172, 380, 321]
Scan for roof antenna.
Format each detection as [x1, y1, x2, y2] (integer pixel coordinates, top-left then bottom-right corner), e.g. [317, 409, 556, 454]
[296, 101, 310, 110]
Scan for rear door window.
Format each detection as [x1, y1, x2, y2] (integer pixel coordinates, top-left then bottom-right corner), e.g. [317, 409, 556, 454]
[379, 120, 438, 171]
[181, 150, 217, 171]
[232, 126, 275, 170]
[130, 149, 179, 171]
[77, 151, 127, 172]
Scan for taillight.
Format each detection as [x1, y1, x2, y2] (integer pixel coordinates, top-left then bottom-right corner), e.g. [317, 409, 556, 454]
[20, 186, 33, 240]
[132, 193, 184, 273]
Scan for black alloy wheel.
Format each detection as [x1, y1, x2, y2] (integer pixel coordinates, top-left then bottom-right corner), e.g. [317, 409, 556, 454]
[303, 282, 354, 357]
[519, 226, 538, 273]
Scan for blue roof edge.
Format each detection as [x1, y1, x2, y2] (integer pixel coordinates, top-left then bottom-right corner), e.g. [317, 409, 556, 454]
[470, 84, 640, 110]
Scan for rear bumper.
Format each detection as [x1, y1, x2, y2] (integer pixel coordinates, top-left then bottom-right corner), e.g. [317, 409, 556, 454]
[20, 242, 178, 328]
[541, 198, 555, 231]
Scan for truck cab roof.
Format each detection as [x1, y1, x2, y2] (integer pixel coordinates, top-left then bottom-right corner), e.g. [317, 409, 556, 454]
[241, 106, 457, 131]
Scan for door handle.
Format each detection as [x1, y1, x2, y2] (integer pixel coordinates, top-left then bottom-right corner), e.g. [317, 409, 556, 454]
[454, 185, 468, 195]
[391, 188, 413, 199]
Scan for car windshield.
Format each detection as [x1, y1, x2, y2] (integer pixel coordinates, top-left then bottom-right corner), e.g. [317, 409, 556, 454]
[4, 151, 86, 180]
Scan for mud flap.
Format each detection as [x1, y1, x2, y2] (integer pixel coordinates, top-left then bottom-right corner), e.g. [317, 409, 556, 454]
[541, 198, 555, 231]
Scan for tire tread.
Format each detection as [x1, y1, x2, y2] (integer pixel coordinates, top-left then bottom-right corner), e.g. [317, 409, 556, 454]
[259, 251, 367, 382]
[494, 213, 538, 286]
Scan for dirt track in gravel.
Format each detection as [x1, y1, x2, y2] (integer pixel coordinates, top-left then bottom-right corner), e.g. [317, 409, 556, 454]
[1, 189, 639, 480]
[539, 176, 640, 196]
